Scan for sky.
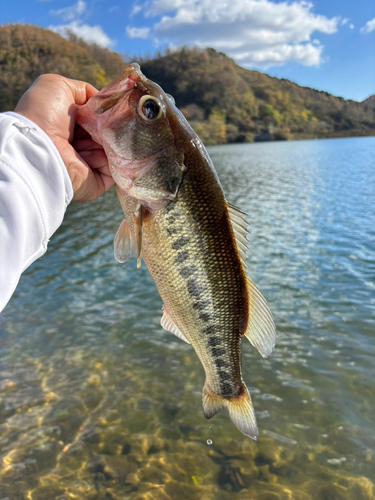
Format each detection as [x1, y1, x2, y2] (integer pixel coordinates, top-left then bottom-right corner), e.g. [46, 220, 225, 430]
[1, 0, 374, 101]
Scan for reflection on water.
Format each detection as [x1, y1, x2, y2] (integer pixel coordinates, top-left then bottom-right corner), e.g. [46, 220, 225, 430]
[1, 137, 375, 499]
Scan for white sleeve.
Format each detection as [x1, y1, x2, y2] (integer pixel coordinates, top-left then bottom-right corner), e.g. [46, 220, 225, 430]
[0, 112, 73, 312]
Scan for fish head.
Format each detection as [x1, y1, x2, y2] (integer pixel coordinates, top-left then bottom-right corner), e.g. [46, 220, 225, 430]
[77, 63, 196, 211]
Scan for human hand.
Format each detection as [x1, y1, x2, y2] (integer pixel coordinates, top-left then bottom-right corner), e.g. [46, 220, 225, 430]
[15, 74, 115, 202]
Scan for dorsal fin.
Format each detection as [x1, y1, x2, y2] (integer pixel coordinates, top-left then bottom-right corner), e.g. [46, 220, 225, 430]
[227, 203, 276, 358]
[161, 306, 190, 344]
[227, 202, 251, 267]
[245, 278, 276, 358]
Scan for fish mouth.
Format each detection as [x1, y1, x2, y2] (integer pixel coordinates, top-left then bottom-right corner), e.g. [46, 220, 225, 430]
[104, 63, 145, 92]
[119, 63, 154, 94]
[88, 63, 170, 117]
[87, 63, 147, 115]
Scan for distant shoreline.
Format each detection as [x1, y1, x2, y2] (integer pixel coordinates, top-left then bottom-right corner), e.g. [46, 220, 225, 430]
[207, 128, 375, 146]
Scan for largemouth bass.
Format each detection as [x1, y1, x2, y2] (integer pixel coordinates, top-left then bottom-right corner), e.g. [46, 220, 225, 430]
[77, 64, 276, 439]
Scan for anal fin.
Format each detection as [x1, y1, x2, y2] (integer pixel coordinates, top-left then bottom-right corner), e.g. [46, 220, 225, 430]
[161, 306, 190, 344]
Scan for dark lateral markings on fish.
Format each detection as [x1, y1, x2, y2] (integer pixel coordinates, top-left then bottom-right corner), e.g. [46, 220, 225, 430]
[175, 251, 189, 264]
[199, 312, 213, 322]
[203, 325, 216, 335]
[211, 347, 226, 358]
[178, 265, 197, 278]
[187, 278, 205, 298]
[214, 358, 227, 369]
[208, 336, 221, 347]
[171, 237, 190, 250]
[193, 300, 210, 310]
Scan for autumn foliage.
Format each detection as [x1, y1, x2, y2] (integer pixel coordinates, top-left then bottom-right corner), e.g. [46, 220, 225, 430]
[0, 24, 125, 112]
[140, 47, 375, 143]
[1, 24, 374, 144]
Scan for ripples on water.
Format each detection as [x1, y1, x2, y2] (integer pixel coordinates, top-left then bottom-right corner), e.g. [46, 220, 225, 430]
[0, 137, 374, 499]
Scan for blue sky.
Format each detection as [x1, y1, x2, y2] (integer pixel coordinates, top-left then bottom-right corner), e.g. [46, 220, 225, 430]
[1, 0, 374, 101]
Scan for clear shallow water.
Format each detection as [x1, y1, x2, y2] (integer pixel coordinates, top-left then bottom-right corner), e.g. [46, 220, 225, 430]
[1, 137, 375, 499]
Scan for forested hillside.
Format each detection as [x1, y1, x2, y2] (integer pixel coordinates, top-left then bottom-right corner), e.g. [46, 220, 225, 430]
[1, 24, 374, 144]
[0, 24, 126, 112]
[140, 48, 375, 143]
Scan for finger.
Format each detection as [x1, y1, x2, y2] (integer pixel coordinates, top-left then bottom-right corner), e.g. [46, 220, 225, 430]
[79, 149, 111, 176]
[63, 77, 99, 105]
[60, 144, 114, 202]
[74, 138, 104, 152]
[95, 171, 116, 193]
[73, 167, 115, 202]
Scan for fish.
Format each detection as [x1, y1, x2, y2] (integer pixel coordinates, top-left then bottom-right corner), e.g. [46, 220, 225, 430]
[76, 63, 276, 439]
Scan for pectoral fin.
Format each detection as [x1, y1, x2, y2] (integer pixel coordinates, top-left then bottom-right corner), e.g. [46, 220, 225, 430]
[134, 204, 144, 269]
[161, 306, 190, 344]
[114, 218, 136, 263]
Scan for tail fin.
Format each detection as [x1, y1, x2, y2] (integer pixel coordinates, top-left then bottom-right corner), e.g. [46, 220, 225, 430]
[202, 383, 258, 440]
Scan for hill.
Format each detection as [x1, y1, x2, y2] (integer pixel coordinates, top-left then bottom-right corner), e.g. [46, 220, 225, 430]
[361, 95, 375, 111]
[0, 24, 374, 144]
[0, 24, 126, 112]
[140, 48, 375, 143]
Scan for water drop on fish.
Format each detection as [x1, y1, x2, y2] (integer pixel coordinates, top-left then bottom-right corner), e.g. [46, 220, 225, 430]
[207, 439, 212, 445]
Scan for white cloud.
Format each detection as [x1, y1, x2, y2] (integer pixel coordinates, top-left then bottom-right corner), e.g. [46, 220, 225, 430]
[341, 18, 355, 30]
[235, 42, 324, 67]
[133, 0, 340, 68]
[49, 0, 115, 47]
[50, 0, 86, 22]
[130, 4, 143, 17]
[360, 17, 375, 35]
[126, 26, 150, 38]
[109, 6, 119, 13]
[49, 21, 115, 47]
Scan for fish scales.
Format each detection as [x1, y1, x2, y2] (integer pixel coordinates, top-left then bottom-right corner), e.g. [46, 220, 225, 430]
[77, 63, 276, 439]
[125, 158, 247, 398]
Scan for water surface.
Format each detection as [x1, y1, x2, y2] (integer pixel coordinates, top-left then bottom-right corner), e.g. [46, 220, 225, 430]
[1, 137, 374, 499]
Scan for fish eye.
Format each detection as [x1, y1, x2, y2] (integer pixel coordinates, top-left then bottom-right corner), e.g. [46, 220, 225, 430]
[138, 95, 163, 122]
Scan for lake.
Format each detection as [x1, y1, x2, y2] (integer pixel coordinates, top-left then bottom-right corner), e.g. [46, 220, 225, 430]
[0, 137, 374, 500]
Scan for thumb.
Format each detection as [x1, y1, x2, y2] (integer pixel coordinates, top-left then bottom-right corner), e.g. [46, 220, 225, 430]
[63, 78, 99, 106]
